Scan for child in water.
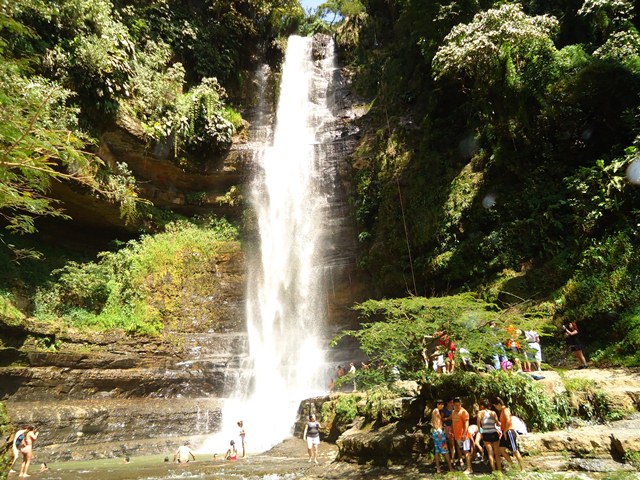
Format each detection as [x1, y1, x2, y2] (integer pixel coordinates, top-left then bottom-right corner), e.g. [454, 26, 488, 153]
[225, 440, 238, 461]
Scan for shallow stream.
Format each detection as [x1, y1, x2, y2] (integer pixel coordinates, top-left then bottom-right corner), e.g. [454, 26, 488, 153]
[17, 438, 638, 480]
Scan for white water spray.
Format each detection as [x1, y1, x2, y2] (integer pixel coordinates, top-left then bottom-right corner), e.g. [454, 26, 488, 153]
[201, 35, 336, 455]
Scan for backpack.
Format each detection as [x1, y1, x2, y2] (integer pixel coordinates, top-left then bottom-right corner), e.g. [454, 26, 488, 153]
[14, 433, 25, 448]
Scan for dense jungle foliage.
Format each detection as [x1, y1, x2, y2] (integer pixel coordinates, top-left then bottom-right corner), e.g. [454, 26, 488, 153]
[0, 0, 303, 242]
[0, 0, 303, 333]
[1, 0, 640, 369]
[316, 0, 640, 367]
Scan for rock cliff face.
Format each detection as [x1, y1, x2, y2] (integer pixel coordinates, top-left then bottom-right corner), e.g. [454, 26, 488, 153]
[7, 399, 221, 461]
[0, 322, 248, 462]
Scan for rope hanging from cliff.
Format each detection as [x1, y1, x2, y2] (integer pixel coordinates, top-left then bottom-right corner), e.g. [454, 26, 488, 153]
[397, 176, 417, 296]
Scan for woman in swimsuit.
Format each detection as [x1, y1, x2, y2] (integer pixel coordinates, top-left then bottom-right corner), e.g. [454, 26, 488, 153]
[19, 425, 39, 478]
[225, 440, 238, 461]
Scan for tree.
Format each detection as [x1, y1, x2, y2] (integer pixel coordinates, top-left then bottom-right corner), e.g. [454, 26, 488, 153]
[0, 60, 96, 238]
[1, 28, 140, 256]
[432, 3, 560, 145]
[578, 0, 635, 43]
[432, 4, 559, 92]
[331, 294, 541, 379]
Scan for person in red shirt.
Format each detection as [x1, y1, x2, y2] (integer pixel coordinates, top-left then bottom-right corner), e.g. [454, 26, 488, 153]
[451, 398, 472, 474]
[438, 333, 457, 373]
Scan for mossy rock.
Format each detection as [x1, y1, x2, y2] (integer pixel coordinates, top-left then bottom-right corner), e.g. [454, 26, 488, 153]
[0, 402, 12, 479]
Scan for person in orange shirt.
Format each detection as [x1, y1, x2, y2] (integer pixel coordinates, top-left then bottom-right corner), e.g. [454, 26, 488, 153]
[493, 397, 525, 471]
[451, 398, 473, 474]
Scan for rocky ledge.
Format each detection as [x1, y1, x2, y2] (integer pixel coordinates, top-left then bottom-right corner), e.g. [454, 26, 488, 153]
[294, 369, 640, 474]
[4, 398, 221, 462]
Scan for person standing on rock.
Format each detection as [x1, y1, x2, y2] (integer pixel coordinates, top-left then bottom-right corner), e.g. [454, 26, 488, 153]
[431, 400, 453, 473]
[563, 322, 588, 369]
[493, 397, 525, 471]
[349, 362, 357, 392]
[523, 330, 542, 372]
[451, 398, 473, 474]
[237, 420, 246, 458]
[303, 414, 321, 464]
[173, 442, 196, 464]
[18, 425, 38, 478]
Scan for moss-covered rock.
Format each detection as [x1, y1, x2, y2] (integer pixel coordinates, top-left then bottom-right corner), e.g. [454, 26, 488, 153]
[0, 402, 12, 479]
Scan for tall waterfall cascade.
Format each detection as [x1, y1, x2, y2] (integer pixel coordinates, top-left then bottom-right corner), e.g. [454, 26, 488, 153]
[201, 34, 360, 454]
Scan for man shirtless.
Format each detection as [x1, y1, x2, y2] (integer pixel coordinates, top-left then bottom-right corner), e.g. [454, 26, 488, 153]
[430, 400, 453, 473]
[173, 442, 196, 463]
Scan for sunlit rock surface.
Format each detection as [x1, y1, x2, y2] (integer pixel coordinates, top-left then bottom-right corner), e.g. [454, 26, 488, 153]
[5, 399, 221, 461]
[296, 370, 640, 473]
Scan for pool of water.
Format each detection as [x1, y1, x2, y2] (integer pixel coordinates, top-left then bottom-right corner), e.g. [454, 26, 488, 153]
[33, 455, 306, 480]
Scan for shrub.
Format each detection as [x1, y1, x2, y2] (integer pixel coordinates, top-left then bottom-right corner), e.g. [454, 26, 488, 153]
[559, 376, 628, 422]
[421, 371, 560, 432]
[34, 217, 239, 335]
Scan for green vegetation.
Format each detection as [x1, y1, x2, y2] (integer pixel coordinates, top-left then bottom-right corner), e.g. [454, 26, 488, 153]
[625, 450, 640, 471]
[0, 0, 305, 257]
[33, 217, 239, 335]
[0, 402, 11, 479]
[332, 294, 548, 379]
[423, 372, 560, 431]
[312, 0, 640, 366]
[558, 376, 628, 422]
[0, 0, 303, 334]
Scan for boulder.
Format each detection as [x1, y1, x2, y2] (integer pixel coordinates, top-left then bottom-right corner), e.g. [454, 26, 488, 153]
[337, 420, 425, 465]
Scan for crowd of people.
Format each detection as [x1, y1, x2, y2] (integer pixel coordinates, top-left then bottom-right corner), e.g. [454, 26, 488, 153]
[428, 397, 526, 474]
[8, 419, 248, 474]
[422, 320, 588, 375]
[421, 322, 545, 375]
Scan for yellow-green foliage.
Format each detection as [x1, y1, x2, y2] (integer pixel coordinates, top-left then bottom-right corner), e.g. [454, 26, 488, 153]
[442, 162, 484, 234]
[559, 376, 628, 422]
[34, 217, 240, 335]
[0, 402, 11, 478]
[0, 292, 25, 327]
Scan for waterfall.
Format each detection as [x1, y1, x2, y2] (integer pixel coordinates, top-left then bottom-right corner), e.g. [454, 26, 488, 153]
[201, 35, 339, 454]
